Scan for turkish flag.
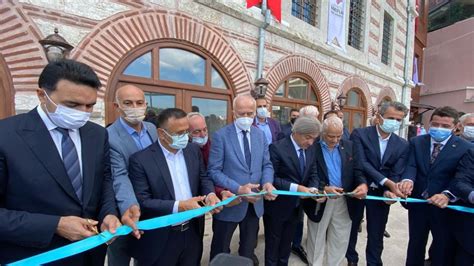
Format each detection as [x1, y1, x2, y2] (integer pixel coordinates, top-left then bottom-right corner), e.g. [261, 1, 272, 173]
[246, 0, 281, 22]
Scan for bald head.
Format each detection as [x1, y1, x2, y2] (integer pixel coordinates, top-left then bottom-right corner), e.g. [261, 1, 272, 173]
[233, 94, 256, 120]
[115, 84, 145, 104]
[114, 85, 147, 124]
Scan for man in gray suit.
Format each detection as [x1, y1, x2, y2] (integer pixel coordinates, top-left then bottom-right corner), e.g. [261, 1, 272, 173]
[209, 94, 276, 264]
[106, 84, 158, 266]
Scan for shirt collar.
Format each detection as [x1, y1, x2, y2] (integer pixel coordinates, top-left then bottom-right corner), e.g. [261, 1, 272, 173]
[255, 117, 268, 126]
[157, 139, 182, 159]
[290, 134, 302, 153]
[376, 125, 391, 141]
[234, 122, 252, 134]
[319, 139, 339, 150]
[119, 117, 147, 136]
[36, 105, 79, 133]
[430, 134, 452, 146]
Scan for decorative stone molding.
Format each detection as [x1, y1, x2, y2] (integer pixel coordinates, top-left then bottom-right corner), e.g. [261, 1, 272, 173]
[337, 75, 373, 116]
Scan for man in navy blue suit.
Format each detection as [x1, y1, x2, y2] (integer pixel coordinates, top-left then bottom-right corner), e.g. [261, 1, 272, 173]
[449, 148, 474, 266]
[277, 108, 299, 140]
[399, 106, 473, 266]
[263, 116, 322, 266]
[0, 60, 123, 265]
[128, 108, 220, 266]
[348, 101, 409, 266]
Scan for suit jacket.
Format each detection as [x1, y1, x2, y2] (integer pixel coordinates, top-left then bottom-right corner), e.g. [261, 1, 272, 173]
[450, 148, 474, 254]
[264, 136, 319, 221]
[277, 123, 292, 140]
[0, 109, 117, 265]
[208, 123, 274, 222]
[350, 126, 409, 187]
[128, 142, 214, 264]
[107, 119, 158, 215]
[342, 127, 350, 140]
[402, 134, 473, 199]
[252, 117, 281, 143]
[303, 139, 367, 222]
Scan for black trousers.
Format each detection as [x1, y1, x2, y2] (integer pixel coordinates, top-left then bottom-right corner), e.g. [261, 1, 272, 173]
[346, 198, 365, 263]
[406, 204, 455, 266]
[210, 205, 259, 261]
[145, 220, 202, 266]
[263, 207, 299, 266]
[365, 188, 391, 266]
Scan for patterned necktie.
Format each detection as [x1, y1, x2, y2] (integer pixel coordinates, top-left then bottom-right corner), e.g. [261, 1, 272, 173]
[430, 143, 443, 164]
[242, 130, 251, 169]
[298, 148, 306, 175]
[56, 127, 83, 202]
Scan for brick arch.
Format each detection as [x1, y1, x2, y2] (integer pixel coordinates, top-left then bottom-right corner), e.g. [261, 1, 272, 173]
[71, 9, 252, 98]
[375, 86, 397, 105]
[265, 54, 332, 113]
[0, 4, 48, 94]
[337, 75, 373, 116]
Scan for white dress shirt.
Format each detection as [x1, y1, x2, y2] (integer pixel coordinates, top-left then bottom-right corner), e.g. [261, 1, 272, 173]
[37, 105, 83, 176]
[234, 123, 252, 157]
[375, 126, 390, 186]
[290, 134, 305, 192]
[158, 140, 193, 214]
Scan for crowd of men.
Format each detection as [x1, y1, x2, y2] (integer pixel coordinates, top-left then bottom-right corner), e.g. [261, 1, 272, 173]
[0, 60, 473, 266]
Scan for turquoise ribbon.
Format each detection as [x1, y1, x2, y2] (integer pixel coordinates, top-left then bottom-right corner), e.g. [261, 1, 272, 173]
[8, 190, 474, 265]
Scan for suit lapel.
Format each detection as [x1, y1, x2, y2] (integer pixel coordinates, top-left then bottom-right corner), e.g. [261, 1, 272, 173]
[145, 122, 158, 142]
[250, 128, 260, 170]
[229, 126, 247, 168]
[420, 135, 432, 172]
[369, 127, 382, 165]
[80, 123, 97, 206]
[183, 147, 197, 195]
[114, 121, 140, 156]
[314, 143, 329, 185]
[151, 143, 176, 199]
[431, 136, 457, 168]
[303, 143, 315, 180]
[381, 134, 396, 165]
[339, 141, 350, 188]
[285, 137, 302, 177]
[19, 109, 81, 204]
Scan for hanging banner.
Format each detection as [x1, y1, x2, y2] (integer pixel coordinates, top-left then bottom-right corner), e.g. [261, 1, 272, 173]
[327, 0, 347, 51]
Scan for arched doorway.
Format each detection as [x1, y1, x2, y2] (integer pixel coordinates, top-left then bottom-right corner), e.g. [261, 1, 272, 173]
[107, 40, 233, 136]
[0, 54, 14, 119]
[341, 88, 367, 131]
[271, 73, 321, 125]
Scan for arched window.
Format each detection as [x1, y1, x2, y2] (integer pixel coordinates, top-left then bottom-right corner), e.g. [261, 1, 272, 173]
[342, 88, 367, 131]
[107, 41, 233, 136]
[0, 54, 14, 119]
[271, 74, 321, 125]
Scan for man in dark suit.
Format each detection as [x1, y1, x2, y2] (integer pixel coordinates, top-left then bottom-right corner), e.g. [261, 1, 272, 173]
[348, 101, 409, 266]
[449, 149, 474, 266]
[0, 60, 123, 265]
[128, 108, 221, 266]
[399, 106, 473, 266]
[277, 108, 299, 140]
[253, 97, 281, 144]
[263, 116, 322, 266]
[304, 116, 368, 265]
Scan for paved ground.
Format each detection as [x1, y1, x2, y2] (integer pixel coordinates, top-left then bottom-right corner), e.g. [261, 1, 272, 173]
[201, 203, 427, 266]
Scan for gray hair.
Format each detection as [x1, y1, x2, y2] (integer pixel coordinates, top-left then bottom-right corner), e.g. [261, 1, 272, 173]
[233, 94, 256, 110]
[379, 101, 409, 117]
[299, 105, 319, 118]
[459, 113, 474, 125]
[292, 116, 321, 135]
[322, 116, 343, 133]
[187, 112, 205, 120]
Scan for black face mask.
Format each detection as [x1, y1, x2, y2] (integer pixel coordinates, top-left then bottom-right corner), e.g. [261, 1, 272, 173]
[290, 118, 297, 124]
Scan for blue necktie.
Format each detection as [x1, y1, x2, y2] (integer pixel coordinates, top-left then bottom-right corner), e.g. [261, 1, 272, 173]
[299, 148, 305, 175]
[242, 130, 251, 169]
[56, 128, 83, 202]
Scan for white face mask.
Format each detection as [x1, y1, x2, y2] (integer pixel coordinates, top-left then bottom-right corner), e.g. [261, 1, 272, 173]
[162, 129, 189, 150]
[256, 107, 268, 119]
[463, 126, 474, 139]
[192, 135, 208, 147]
[121, 106, 146, 125]
[235, 117, 253, 131]
[43, 91, 91, 129]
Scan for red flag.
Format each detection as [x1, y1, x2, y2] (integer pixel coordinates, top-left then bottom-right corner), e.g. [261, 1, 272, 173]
[246, 0, 281, 22]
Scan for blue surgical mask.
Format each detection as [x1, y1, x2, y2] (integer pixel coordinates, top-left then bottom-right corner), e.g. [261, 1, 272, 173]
[256, 107, 268, 119]
[192, 135, 208, 147]
[43, 90, 91, 129]
[379, 117, 401, 133]
[235, 117, 253, 131]
[429, 127, 452, 142]
[463, 126, 474, 139]
[163, 130, 189, 150]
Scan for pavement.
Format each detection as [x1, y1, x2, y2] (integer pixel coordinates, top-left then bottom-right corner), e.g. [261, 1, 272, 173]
[201, 203, 426, 266]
